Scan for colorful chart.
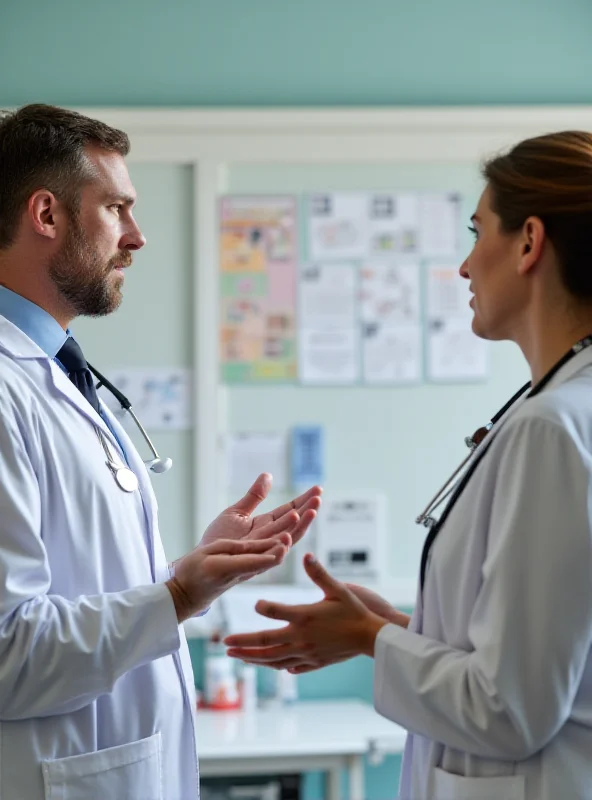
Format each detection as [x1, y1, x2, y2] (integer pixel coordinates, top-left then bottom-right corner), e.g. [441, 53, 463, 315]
[219, 197, 298, 383]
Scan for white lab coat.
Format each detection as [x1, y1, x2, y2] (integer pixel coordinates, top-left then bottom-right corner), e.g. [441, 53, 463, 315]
[374, 346, 592, 800]
[0, 316, 199, 800]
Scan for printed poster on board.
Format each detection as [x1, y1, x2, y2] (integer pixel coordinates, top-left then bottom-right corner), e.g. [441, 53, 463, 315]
[219, 196, 298, 383]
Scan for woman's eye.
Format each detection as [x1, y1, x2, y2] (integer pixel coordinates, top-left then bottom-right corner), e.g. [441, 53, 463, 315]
[467, 225, 479, 240]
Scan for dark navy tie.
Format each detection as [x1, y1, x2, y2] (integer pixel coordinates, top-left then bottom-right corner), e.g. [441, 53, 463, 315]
[56, 337, 100, 413]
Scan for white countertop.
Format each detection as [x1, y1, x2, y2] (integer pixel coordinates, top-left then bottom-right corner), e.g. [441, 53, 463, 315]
[195, 699, 407, 760]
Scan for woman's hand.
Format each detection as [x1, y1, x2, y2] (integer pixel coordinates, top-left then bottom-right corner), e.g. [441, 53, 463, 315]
[224, 554, 389, 674]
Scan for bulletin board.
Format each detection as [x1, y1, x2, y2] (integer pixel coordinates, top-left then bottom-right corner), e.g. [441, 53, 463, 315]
[218, 189, 485, 387]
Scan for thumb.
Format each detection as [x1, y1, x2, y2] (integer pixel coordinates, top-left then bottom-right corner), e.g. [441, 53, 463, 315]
[230, 473, 272, 516]
[303, 554, 349, 599]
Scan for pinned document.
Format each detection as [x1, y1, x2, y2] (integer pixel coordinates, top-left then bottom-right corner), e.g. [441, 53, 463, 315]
[225, 432, 288, 491]
[291, 426, 325, 488]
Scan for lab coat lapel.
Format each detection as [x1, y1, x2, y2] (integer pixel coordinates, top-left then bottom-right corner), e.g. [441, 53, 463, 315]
[0, 315, 121, 453]
[47, 359, 122, 452]
[473, 345, 592, 456]
[51, 360, 160, 579]
[99, 402, 160, 578]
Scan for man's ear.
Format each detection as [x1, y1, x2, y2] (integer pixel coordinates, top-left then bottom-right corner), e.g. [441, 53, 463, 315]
[28, 190, 63, 241]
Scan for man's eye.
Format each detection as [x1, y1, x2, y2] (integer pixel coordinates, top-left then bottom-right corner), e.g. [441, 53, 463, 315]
[110, 204, 123, 212]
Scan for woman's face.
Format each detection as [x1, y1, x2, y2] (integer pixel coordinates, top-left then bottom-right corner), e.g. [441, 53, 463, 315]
[460, 186, 528, 341]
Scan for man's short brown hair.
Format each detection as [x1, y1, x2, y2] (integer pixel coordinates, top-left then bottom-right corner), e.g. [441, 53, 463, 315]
[0, 104, 130, 249]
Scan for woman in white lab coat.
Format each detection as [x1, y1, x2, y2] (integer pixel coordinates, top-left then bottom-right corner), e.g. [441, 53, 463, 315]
[225, 130, 592, 800]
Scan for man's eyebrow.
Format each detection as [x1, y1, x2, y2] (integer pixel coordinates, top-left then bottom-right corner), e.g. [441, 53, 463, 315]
[104, 193, 136, 206]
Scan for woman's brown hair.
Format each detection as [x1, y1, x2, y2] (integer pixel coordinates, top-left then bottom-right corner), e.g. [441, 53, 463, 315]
[483, 131, 592, 299]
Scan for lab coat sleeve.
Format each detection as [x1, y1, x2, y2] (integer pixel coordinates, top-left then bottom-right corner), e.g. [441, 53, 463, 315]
[374, 414, 592, 760]
[0, 389, 181, 720]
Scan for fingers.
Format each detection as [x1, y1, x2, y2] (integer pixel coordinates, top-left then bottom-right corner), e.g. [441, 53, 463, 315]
[268, 486, 323, 521]
[255, 598, 312, 623]
[287, 508, 318, 547]
[224, 625, 293, 650]
[224, 601, 311, 648]
[251, 509, 300, 541]
[226, 643, 295, 662]
[205, 537, 283, 556]
[229, 473, 273, 516]
[233, 654, 307, 670]
[216, 550, 285, 579]
[303, 554, 350, 599]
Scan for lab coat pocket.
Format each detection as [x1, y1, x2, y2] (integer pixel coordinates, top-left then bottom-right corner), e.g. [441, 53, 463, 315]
[432, 767, 525, 800]
[42, 731, 163, 800]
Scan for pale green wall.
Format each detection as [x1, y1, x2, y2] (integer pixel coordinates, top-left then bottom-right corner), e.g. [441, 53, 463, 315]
[1, 0, 591, 107]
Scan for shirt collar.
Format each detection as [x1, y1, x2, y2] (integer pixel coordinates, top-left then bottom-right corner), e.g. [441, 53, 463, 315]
[0, 286, 68, 358]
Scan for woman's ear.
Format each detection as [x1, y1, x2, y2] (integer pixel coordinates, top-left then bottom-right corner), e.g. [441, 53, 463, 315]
[517, 217, 544, 275]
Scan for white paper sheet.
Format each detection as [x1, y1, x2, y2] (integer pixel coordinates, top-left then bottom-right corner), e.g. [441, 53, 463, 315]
[299, 263, 359, 384]
[368, 193, 420, 256]
[225, 432, 288, 491]
[299, 329, 359, 384]
[427, 318, 489, 381]
[358, 262, 422, 384]
[98, 367, 192, 430]
[426, 264, 488, 381]
[362, 324, 422, 384]
[420, 193, 462, 258]
[308, 193, 368, 261]
[300, 263, 357, 329]
[360, 262, 421, 326]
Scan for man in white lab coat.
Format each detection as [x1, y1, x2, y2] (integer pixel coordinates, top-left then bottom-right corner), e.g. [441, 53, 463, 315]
[225, 131, 592, 799]
[0, 104, 321, 800]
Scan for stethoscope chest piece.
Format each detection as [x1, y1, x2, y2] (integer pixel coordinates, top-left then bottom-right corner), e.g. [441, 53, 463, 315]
[96, 428, 139, 493]
[108, 463, 139, 493]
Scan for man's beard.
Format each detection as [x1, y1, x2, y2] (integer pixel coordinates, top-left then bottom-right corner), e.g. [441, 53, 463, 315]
[48, 217, 130, 318]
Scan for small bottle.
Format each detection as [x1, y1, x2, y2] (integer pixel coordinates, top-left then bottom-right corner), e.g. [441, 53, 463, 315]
[204, 633, 240, 710]
[240, 664, 258, 713]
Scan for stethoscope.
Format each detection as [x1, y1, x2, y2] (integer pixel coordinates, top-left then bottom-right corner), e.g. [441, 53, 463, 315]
[417, 334, 592, 591]
[87, 362, 173, 493]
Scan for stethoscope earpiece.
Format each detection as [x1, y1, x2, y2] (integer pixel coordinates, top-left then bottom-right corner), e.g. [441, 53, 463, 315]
[146, 457, 173, 474]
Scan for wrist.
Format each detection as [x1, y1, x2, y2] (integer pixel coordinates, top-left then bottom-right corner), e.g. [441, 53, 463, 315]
[165, 577, 194, 624]
[357, 613, 389, 658]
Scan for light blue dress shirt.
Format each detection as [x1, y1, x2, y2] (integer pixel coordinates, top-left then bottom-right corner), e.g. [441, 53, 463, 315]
[0, 286, 69, 360]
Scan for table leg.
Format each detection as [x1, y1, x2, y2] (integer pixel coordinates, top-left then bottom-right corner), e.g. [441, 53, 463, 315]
[347, 754, 365, 800]
[326, 766, 340, 800]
